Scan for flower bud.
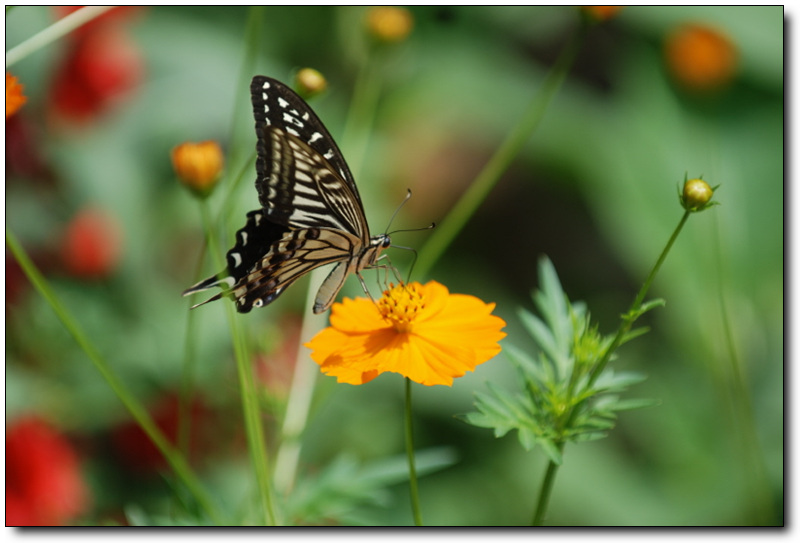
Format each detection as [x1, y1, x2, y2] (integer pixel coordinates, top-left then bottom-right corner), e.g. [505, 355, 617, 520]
[664, 23, 737, 92]
[6, 72, 27, 119]
[171, 141, 224, 198]
[294, 68, 327, 100]
[365, 6, 414, 43]
[581, 6, 623, 22]
[680, 177, 715, 211]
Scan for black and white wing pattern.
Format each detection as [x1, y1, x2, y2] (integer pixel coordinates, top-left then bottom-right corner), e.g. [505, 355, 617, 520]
[182, 76, 390, 314]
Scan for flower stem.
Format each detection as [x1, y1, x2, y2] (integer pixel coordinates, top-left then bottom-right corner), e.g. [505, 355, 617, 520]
[404, 378, 424, 526]
[5, 228, 222, 525]
[532, 448, 564, 526]
[198, 200, 277, 525]
[6, 6, 115, 67]
[414, 19, 588, 279]
[588, 210, 690, 387]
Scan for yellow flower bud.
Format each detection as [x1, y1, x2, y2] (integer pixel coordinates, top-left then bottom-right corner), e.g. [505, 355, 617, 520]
[365, 6, 414, 43]
[294, 68, 327, 100]
[680, 177, 715, 211]
[171, 141, 224, 198]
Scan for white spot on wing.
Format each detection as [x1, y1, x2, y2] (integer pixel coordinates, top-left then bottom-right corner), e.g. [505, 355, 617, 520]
[278, 97, 290, 109]
[309, 132, 323, 143]
[231, 252, 242, 268]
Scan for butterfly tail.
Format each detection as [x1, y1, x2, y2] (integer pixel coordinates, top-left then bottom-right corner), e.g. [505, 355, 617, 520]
[182, 273, 235, 309]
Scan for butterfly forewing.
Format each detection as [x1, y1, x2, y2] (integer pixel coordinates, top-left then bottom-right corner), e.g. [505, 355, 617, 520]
[183, 75, 390, 314]
[258, 127, 368, 239]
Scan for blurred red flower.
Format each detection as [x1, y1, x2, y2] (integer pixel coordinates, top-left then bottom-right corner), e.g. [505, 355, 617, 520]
[54, 6, 142, 38]
[49, 7, 144, 123]
[110, 394, 215, 474]
[6, 416, 91, 526]
[61, 207, 122, 279]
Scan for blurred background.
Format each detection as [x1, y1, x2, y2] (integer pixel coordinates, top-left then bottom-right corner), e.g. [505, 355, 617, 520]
[6, 6, 783, 526]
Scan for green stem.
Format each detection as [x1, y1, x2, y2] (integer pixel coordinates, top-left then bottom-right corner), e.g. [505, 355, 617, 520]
[198, 200, 277, 525]
[6, 6, 114, 67]
[588, 210, 690, 387]
[414, 21, 587, 279]
[532, 450, 563, 526]
[404, 378, 423, 526]
[6, 229, 222, 525]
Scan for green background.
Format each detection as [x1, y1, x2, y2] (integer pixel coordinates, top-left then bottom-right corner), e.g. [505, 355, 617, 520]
[6, 6, 783, 525]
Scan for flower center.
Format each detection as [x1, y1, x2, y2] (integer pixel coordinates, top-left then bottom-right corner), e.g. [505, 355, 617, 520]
[377, 283, 424, 333]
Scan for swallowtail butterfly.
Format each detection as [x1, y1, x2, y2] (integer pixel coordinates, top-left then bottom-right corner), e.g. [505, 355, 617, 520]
[182, 75, 391, 314]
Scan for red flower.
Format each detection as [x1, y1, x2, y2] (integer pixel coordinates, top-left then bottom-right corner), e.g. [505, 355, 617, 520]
[6, 416, 91, 526]
[61, 207, 122, 279]
[49, 8, 144, 123]
[110, 394, 214, 474]
[53, 6, 142, 38]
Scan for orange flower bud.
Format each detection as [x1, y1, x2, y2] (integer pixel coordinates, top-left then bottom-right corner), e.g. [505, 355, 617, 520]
[581, 6, 623, 22]
[6, 72, 27, 119]
[365, 6, 414, 43]
[171, 141, 224, 197]
[664, 23, 737, 92]
[680, 177, 715, 211]
[294, 68, 327, 100]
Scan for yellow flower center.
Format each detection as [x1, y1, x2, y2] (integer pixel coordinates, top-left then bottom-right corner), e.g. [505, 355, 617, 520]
[377, 283, 424, 333]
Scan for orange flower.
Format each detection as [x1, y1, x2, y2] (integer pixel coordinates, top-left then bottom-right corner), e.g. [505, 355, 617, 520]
[664, 23, 737, 92]
[306, 281, 506, 386]
[581, 6, 623, 22]
[171, 141, 224, 197]
[6, 72, 27, 119]
[365, 6, 414, 43]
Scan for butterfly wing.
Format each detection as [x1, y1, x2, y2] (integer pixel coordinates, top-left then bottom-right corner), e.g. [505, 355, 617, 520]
[183, 76, 386, 314]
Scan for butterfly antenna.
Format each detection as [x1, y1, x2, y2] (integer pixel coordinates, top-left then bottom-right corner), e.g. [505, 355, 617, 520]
[384, 189, 413, 234]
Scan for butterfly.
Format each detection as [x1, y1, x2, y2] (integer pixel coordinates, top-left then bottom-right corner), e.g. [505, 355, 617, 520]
[182, 75, 391, 314]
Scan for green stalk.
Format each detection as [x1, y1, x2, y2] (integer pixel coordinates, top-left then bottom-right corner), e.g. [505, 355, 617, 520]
[6, 6, 114, 67]
[532, 449, 562, 526]
[588, 211, 690, 388]
[6, 229, 222, 525]
[198, 201, 277, 525]
[405, 378, 423, 526]
[414, 21, 587, 279]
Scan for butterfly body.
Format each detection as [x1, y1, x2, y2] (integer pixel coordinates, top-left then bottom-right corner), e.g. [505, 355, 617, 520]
[183, 76, 389, 314]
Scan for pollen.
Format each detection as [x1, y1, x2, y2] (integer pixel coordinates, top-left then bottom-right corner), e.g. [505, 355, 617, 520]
[378, 283, 424, 332]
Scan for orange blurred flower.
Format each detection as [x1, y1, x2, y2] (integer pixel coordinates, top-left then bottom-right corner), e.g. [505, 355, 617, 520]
[306, 281, 506, 386]
[6, 416, 91, 526]
[6, 72, 27, 119]
[581, 6, 623, 22]
[365, 6, 414, 43]
[664, 23, 737, 92]
[61, 207, 122, 279]
[171, 141, 225, 197]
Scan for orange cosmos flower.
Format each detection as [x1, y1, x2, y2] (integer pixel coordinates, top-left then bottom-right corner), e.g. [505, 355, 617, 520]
[7, 72, 27, 119]
[306, 281, 506, 386]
